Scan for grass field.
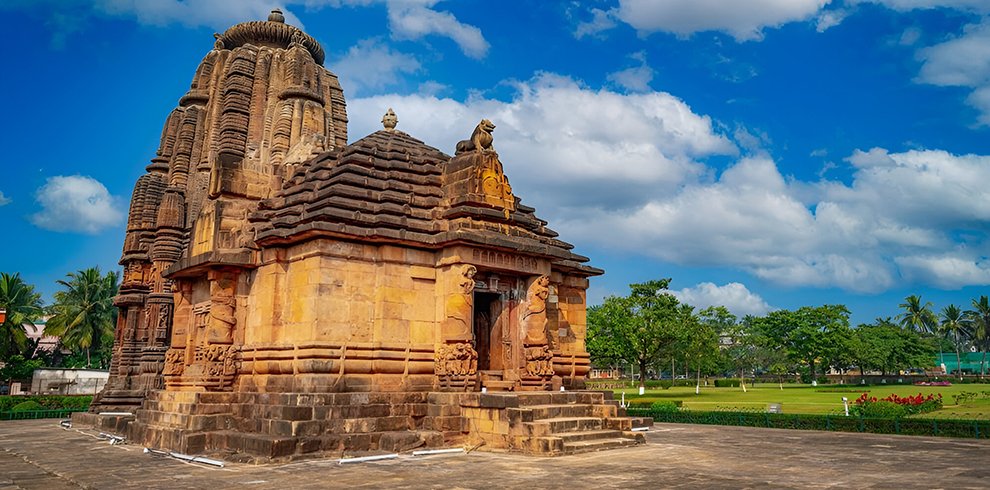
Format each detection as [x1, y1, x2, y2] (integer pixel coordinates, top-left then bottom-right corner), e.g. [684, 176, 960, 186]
[613, 382, 990, 419]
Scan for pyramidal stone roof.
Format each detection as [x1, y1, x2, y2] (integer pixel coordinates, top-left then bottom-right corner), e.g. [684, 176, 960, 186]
[252, 119, 601, 276]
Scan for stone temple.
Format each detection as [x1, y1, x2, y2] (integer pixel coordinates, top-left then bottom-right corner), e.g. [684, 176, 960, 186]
[75, 10, 649, 459]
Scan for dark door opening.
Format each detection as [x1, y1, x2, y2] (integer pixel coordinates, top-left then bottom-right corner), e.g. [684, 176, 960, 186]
[474, 291, 500, 371]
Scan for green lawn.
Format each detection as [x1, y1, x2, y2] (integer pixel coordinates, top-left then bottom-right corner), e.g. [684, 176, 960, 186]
[613, 383, 990, 419]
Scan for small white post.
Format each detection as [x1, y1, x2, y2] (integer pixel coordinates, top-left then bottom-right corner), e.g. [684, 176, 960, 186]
[621, 392, 626, 408]
[842, 397, 849, 417]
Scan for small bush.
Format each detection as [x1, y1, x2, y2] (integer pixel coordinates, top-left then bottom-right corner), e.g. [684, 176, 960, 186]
[10, 401, 44, 412]
[650, 401, 680, 412]
[853, 400, 907, 418]
[714, 379, 741, 388]
[0, 395, 93, 412]
[658, 380, 673, 390]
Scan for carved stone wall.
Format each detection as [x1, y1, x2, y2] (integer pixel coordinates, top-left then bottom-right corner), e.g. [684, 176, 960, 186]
[94, 11, 347, 411]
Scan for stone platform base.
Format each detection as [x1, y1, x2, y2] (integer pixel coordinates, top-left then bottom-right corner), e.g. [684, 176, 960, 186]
[72, 390, 650, 461]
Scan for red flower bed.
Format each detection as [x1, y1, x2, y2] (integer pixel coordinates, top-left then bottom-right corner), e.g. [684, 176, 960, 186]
[854, 392, 943, 416]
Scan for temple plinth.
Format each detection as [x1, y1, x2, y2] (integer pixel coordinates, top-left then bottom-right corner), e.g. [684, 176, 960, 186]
[76, 10, 650, 459]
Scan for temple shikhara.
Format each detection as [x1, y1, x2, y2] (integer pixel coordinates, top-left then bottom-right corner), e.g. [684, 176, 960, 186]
[75, 10, 650, 459]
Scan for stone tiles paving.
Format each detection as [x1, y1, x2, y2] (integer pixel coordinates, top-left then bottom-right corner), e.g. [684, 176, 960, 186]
[2, 419, 988, 489]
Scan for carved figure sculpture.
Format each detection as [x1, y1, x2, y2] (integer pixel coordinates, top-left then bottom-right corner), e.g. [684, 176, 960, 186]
[441, 265, 477, 340]
[522, 275, 551, 345]
[525, 345, 555, 376]
[434, 342, 478, 376]
[455, 119, 496, 154]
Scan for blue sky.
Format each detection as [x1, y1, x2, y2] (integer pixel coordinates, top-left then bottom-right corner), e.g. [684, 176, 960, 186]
[2, 0, 990, 325]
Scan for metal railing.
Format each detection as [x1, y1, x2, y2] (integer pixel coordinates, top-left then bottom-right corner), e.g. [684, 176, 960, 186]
[627, 408, 989, 439]
[0, 409, 88, 421]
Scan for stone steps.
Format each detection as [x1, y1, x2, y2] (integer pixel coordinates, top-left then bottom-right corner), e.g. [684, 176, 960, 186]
[554, 429, 625, 443]
[562, 437, 640, 455]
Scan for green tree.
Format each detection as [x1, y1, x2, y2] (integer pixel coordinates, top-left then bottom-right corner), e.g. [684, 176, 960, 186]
[939, 304, 969, 378]
[587, 279, 684, 388]
[751, 305, 851, 382]
[852, 318, 936, 376]
[680, 305, 718, 392]
[0, 355, 43, 386]
[0, 272, 45, 360]
[44, 267, 119, 368]
[898, 294, 936, 334]
[966, 296, 990, 378]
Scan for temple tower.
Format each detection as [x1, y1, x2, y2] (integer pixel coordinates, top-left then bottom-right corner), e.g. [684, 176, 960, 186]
[94, 9, 347, 411]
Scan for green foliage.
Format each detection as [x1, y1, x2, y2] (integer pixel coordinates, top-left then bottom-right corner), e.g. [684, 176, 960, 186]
[0, 354, 43, 381]
[649, 401, 680, 412]
[850, 318, 937, 376]
[749, 305, 852, 381]
[714, 379, 741, 387]
[588, 279, 716, 387]
[0, 272, 45, 360]
[45, 267, 119, 368]
[658, 380, 673, 390]
[897, 295, 937, 334]
[0, 395, 93, 412]
[852, 400, 908, 418]
[10, 401, 43, 412]
[626, 408, 990, 439]
[966, 296, 990, 377]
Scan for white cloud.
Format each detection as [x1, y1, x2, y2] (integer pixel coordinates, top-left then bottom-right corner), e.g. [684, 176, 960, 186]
[606, 51, 655, 93]
[384, 0, 489, 58]
[574, 7, 617, 39]
[31, 175, 124, 234]
[74, 1, 490, 59]
[347, 73, 736, 210]
[916, 18, 990, 124]
[816, 8, 849, 32]
[332, 38, 420, 95]
[611, 0, 831, 41]
[0, 191, 10, 206]
[672, 282, 773, 316]
[351, 74, 990, 293]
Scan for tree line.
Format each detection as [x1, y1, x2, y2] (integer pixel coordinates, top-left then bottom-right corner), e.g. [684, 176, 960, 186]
[0, 269, 118, 383]
[588, 279, 990, 387]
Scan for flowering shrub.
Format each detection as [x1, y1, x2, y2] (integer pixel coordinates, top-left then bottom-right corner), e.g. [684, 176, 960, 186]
[914, 381, 952, 386]
[852, 392, 943, 417]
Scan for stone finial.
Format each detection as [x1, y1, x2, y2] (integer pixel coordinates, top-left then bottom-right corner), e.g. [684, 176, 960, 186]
[382, 108, 398, 131]
[268, 8, 285, 23]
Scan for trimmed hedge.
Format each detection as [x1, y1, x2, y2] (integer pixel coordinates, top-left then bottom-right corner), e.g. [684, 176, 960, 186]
[714, 379, 741, 388]
[626, 407, 990, 439]
[0, 395, 92, 412]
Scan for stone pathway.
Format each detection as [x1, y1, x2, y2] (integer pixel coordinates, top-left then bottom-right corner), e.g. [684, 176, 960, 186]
[1, 419, 988, 489]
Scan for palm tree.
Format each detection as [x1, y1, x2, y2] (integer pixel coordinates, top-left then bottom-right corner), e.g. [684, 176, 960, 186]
[966, 296, 990, 378]
[44, 268, 119, 368]
[0, 272, 45, 359]
[898, 294, 936, 334]
[939, 304, 969, 379]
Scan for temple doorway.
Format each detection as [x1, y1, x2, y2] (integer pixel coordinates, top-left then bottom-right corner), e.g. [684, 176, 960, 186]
[474, 291, 502, 371]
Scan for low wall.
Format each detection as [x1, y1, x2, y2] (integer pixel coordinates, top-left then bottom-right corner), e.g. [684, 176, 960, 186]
[31, 369, 109, 395]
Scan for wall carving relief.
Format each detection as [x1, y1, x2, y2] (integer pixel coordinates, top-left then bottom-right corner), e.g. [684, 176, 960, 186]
[525, 345, 554, 377]
[434, 342, 478, 376]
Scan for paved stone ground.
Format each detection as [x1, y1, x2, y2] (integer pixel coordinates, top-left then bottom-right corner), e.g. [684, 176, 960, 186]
[1, 419, 988, 489]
